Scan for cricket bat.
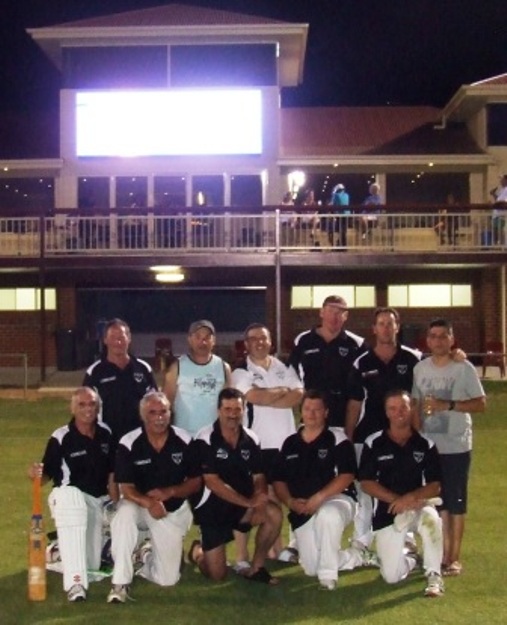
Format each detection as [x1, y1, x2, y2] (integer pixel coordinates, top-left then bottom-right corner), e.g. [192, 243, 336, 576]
[28, 474, 47, 601]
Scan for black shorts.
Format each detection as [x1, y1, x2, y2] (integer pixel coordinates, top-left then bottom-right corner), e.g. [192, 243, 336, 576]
[439, 451, 471, 515]
[261, 448, 279, 484]
[200, 518, 252, 552]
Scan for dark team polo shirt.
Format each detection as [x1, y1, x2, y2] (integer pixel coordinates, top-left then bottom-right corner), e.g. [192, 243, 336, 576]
[83, 356, 157, 441]
[115, 425, 196, 513]
[358, 429, 441, 531]
[272, 426, 357, 530]
[191, 421, 263, 525]
[288, 328, 365, 428]
[347, 345, 421, 443]
[42, 419, 114, 498]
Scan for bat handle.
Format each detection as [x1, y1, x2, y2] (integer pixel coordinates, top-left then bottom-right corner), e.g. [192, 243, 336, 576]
[33, 473, 42, 516]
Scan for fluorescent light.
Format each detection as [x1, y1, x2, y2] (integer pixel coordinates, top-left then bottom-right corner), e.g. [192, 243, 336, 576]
[155, 272, 185, 283]
[150, 265, 182, 272]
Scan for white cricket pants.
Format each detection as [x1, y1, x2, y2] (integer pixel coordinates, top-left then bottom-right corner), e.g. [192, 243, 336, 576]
[294, 495, 363, 584]
[48, 486, 105, 591]
[111, 499, 192, 587]
[375, 505, 443, 583]
[352, 443, 373, 548]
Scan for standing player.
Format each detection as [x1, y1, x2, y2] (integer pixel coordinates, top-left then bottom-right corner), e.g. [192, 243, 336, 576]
[231, 322, 303, 566]
[273, 390, 364, 590]
[412, 318, 486, 577]
[163, 320, 231, 436]
[189, 388, 282, 585]
[345, 307, 421, 552]
[107, 391, 200, 603]
[289, 295, 365, 428]
[83, 318, 157, 441]
[28, 387, 117, 602]
[359, 389, 445, 598]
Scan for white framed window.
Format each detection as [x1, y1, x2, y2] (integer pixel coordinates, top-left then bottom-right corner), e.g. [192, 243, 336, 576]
[0, 289, 57, 311]
[387, 284, 471, 308]
[291, 285, 375, 309]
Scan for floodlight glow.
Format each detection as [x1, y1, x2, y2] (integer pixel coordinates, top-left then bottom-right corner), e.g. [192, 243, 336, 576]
[155, 272, 185, 283]
[76, 90, 263, 157]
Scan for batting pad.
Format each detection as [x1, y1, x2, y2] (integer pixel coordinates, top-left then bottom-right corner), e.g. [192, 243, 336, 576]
[49, 486, 88, 590]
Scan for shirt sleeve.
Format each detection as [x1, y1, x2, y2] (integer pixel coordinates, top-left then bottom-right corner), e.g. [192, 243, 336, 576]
[346, 364, 365, 401]
[423, 442, 442, 484]
[231, 368, 253, 394]
[334, 438, 357, 476]
[114, 442, 135, 484]
[286, 364, 304, 389]
[41, 436, 62, 484]
[357, 440, 377, 481]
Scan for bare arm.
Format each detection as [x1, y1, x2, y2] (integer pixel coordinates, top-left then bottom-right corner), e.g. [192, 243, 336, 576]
[162, 360, 179, 405]
[244, 386, 303, 409]
[147, 476, 202, 502]
[108, 472, 119, 502]
[345, 399, 362, 441]
[204, 472, 268, 509]
[424, 395, 486, 415]
[361, 479, 441, 514]
[223, 361, 232, 388]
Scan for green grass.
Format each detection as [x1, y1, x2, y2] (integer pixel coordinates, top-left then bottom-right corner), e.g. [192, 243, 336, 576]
[1, 382, 506, 625]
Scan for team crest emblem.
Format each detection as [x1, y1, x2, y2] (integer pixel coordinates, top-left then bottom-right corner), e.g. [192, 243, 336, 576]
[339, 347, 349, 357]
[172, 453, 183, 465]
[217, 448, 228, 459]
[241, 450, 251, 461]
[397, 364, 408, 375]
[101, 443, 109, 454]
[318, 449, 328, 459]
[413, 451, 424, 463]
[134, 372, 144, 383]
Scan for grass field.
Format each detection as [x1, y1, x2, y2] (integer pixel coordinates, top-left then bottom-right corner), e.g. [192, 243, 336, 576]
[1, 381, 506, 625]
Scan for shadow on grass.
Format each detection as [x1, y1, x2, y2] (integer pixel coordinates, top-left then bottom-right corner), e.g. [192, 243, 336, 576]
[0, 560, 428, 625]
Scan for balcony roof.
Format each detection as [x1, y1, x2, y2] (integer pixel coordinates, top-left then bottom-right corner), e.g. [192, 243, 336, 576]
[27, 3, 308, 87]
[442, 73, 507, 122]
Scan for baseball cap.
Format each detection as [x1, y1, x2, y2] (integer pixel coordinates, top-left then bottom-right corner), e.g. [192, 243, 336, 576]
[322, 295, 348, 309]
[336, 183, 345, 190]
[188, 319, 216, 335]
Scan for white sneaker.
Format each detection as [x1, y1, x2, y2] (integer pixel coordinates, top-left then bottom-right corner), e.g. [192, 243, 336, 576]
[232, 560, 250, 574]
[107, 584, 131, 604]
[67, 584, 86, 602]
[133, 539, 152, 569]
[319, 579, 337, 591]
[424, 572, 445, 597]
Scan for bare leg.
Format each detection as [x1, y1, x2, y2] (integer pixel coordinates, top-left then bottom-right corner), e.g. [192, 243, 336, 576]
[448, 513, 465, 564]
[195, 543, 228, 582]
[250, 502, 283, 573]
[233, 530, 250, 564]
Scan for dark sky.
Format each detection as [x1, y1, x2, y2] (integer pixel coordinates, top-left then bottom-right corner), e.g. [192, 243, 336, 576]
[1, 0, 507, 114]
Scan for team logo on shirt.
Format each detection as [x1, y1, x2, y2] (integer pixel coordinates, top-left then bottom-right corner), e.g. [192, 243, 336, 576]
[217, 448, 228, 459]
[70, 450, 87, 458]
[241, 450, 251, 461]
[101, 443, 109, 454]
[194, 375, 218, 394]
[397, 364, 408, 375]
[339, 347, 349, 357]
[413, 451, 424, 463]
[362, 369, 379, 379]
[172, 452, 183, 465]
[318, 449, 328, 459]
[134, 372, 145, 383]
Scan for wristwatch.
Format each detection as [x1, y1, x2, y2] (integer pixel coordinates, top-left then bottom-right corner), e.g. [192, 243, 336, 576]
[448, 400, 456, 411]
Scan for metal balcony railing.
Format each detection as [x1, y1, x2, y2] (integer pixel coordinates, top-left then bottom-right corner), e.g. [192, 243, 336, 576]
[0, 209, 505, 257]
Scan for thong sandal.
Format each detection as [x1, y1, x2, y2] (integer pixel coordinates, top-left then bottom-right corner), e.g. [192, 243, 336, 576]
[187, 539, 202, 565]
[244, 566, 280, 586]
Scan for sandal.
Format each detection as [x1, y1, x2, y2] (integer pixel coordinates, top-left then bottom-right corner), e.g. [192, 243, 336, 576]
[187, 539, 202, 565]
[244, 566, 280, 586]
[443, 561, 462, 576]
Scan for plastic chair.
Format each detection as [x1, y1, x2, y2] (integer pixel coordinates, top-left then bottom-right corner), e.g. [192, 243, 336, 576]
[482, 341, 505, 378]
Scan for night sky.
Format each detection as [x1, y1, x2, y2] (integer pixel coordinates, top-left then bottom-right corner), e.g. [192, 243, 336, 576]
[1, 0, 506, 114]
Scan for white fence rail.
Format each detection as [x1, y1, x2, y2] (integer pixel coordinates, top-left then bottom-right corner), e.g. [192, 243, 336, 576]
[0, 210, 505, 256]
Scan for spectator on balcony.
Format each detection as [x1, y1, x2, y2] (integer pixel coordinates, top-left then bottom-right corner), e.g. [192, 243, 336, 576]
[328, 183, 350, 247]
[163, 320, 231, 436]
[490, 175, 507, 244]
[358, 183, 382, 242]
[83, 318, 157, 442]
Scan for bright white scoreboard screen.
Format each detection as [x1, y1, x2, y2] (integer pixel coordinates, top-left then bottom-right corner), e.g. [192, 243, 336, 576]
[76, 89, 263, 157]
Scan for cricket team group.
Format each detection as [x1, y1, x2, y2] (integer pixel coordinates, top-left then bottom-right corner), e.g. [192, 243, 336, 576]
[28, 296, 486, 603]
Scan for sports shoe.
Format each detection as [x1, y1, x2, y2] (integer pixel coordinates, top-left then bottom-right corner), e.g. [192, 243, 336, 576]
[107, 584, 131, 604]
[133, 539, 152, 570]
[67, 584, 86, 602]
[424, 572, 445, 597]
[319, 579, 337, 591]
[277, 547, 299, 563]
[232, 560, 251, 574]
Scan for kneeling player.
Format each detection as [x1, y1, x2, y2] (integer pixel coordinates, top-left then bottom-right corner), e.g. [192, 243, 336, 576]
[273, 389, 364, 590]
[108, 391, 200, 603]
[359, 389, 444, 597]
[190, 388, 282, 585]
[28, 386, 117, 602]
